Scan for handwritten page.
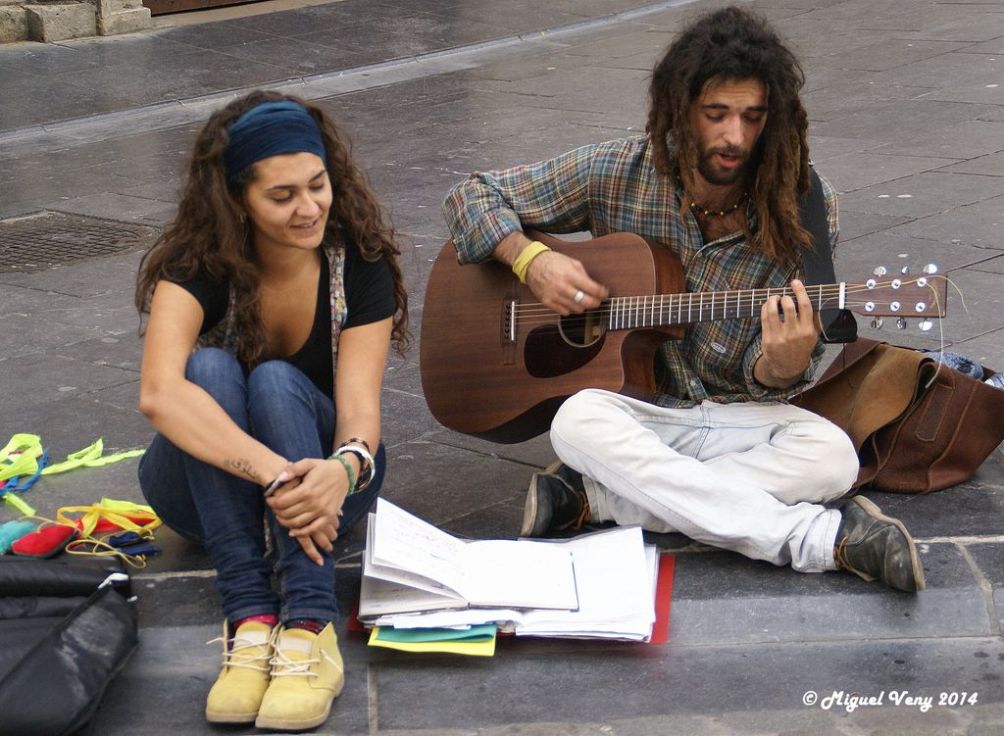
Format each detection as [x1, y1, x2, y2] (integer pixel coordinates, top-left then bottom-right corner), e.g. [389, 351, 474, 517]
[361, 500, 578, 614]
[369, 499, 467, 595]
[358, 574, 467, 618]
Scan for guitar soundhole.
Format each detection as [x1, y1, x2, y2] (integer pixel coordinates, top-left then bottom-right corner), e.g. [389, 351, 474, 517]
[524, 322, 605, 379]
[559, 312, 605, 348]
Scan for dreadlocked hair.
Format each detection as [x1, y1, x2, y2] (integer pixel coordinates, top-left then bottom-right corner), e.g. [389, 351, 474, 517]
[135, 90, 409, 366]
[646, 6, 811, 269]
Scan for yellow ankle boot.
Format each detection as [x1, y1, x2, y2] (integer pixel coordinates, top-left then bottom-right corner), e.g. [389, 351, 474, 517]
[255, 623, 345, 731]
[205, 620, 276, 723]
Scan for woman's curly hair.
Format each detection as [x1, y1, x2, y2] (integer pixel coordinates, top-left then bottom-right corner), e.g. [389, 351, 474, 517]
[135, 90, 409, 366]
[647, 6, 811, 269]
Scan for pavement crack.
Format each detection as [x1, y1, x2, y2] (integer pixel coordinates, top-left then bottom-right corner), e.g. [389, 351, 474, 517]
[367, 664, 379, 735]
[955, 543, 1001, 636]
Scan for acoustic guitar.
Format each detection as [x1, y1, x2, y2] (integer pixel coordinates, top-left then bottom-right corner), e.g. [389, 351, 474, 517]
[419, 232, 948, 444]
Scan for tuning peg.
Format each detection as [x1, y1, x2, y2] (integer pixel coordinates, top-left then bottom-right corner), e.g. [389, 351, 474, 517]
[923, 264, 939, 274]
[919, 320, 934, 332]
[870, 317, 884, 329]
[896, 317, 908, 330]
[873, 266, 888, 276]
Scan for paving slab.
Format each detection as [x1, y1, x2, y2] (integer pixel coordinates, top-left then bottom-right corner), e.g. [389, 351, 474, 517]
[3, 0, 1004, 734]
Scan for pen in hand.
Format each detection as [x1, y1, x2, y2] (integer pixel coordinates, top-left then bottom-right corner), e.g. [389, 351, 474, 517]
[263, 469, 290, 498]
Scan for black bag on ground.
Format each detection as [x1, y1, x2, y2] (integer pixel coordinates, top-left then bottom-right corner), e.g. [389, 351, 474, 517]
[0, 557, 137, 736]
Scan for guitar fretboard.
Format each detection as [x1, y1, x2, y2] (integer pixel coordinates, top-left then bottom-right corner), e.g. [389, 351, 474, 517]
[605, 284, 844, 329]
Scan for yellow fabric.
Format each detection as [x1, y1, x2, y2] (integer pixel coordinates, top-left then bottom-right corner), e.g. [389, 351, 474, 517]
[0, 434, 43, 481]
[57, 497, 161, 538]
[0, 434, 43, 517]
[511, 240, 551, 284]
[41, 438, 145, 475]
[1, 434, 144, 518]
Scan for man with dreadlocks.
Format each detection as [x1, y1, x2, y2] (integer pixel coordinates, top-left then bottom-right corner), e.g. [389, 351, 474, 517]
[441, 6, 924, 592]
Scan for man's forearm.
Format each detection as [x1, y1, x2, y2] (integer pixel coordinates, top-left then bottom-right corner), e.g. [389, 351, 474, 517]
[493, 231, 535, 266]
[753, 354, 808, 389]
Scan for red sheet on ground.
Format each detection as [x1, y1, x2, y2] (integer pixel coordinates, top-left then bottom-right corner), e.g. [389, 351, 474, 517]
[649, 552, 675, 644]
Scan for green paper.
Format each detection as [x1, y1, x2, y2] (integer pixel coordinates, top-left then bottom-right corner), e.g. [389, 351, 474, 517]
[374, 624, 496, 643]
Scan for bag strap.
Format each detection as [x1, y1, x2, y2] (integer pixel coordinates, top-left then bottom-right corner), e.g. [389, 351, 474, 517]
[811, 337, 884, 385]
[799, 167, 858, 343]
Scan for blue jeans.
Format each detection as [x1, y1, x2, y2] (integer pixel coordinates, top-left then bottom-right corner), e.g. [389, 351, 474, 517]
[138, 348, 382, 624]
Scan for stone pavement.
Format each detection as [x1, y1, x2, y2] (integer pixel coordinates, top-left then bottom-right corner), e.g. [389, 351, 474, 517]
[2, 0, 1004, 733]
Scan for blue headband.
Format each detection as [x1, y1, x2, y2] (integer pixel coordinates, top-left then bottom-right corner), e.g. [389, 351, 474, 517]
[224, 100, 327, 185]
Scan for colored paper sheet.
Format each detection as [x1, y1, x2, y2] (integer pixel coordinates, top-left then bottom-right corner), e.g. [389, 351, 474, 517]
[649, 553, 675, 645]
[368, 625, 497, 656]
[374, 624, 496, 643]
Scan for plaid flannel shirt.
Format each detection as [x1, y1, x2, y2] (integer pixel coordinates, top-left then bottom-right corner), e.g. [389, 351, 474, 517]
[442, 135, 839, 407]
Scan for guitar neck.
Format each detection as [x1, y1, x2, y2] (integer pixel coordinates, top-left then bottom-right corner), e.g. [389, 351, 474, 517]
[604, 283, 845, 329]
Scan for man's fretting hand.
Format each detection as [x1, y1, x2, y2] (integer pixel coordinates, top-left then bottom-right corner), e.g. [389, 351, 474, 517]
[755, 279, 819, 388]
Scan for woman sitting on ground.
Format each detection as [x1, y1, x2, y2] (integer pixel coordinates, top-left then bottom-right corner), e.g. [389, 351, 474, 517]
[134, 90, 408, 732]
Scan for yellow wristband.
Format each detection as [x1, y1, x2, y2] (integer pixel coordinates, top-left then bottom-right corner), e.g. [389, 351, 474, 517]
[511, 240, 551, 284]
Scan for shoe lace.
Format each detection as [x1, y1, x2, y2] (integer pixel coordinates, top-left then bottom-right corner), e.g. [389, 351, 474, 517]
[206, 633, 273, 673]
[269, 647, 342, 679]
[572, 489, 590, 531]
[832, 537, 876, 583]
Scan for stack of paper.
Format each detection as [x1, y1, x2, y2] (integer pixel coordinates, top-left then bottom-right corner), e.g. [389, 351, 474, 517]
[368, 624, 497, 656]
[359, 500, 657, 642]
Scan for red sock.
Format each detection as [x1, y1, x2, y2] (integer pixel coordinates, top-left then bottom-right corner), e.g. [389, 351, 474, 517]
[285, 618, 326, 634]
[232, 613, 279, 631]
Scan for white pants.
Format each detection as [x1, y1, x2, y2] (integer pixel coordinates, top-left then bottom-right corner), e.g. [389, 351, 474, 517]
[549, 389, 859, 573]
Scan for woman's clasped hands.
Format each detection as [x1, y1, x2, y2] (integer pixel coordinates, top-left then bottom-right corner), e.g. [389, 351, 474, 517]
[266, 458, 351, 565]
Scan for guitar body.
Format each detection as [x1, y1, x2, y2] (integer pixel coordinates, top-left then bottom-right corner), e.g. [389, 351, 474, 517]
[420, 233, 685, 443]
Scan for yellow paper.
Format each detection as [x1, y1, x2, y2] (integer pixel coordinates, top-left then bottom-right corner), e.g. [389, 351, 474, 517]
[367, 627, 496, 657]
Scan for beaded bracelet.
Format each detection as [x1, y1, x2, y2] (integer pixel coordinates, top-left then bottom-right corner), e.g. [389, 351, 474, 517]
[328, 453, 357, 495]
[339, 437, 371, 454]
[335, 444, 374, 492]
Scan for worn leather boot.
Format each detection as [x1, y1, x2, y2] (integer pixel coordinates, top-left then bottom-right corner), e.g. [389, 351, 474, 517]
[205, 620, 275, 723]
[521, 462, 591, 538]
[834, 496, 926, 592]
[255, 623, 344, 731]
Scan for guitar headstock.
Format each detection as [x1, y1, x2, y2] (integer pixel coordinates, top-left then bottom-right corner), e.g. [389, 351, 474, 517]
[844, 267, 947, 330]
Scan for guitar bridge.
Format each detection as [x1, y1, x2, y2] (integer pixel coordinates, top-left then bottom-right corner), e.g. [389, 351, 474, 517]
[501, 299, 516, 365]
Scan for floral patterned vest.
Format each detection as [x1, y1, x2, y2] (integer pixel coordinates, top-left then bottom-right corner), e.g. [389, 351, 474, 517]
[196, 243, 348, 389]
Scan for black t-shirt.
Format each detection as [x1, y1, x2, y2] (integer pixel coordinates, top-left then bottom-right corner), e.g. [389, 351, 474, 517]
[173, 245, 395, 397]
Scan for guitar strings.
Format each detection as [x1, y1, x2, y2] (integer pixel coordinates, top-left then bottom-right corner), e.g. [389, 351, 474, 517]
[508, 281, 946, 324]
[510, 281, 936, 315]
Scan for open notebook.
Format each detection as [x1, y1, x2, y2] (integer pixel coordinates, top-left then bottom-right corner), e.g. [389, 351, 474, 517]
[359, 500, 659, 642]
[361, 498, 579, 615]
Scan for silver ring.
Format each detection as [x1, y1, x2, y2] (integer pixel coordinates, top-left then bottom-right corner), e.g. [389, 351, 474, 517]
[573, 289, 585, 304]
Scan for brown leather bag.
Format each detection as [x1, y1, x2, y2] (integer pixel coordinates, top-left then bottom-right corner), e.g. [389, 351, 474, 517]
[793, 338, 1004, 493]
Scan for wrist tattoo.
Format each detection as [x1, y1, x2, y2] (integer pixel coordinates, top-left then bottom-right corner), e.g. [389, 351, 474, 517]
[225, 458, 262, 484]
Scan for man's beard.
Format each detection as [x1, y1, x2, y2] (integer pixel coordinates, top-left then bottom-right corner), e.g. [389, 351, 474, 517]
[697, 145, 751, 186]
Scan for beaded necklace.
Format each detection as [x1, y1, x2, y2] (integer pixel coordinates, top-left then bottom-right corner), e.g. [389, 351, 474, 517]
[688, 192, 748, 218]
